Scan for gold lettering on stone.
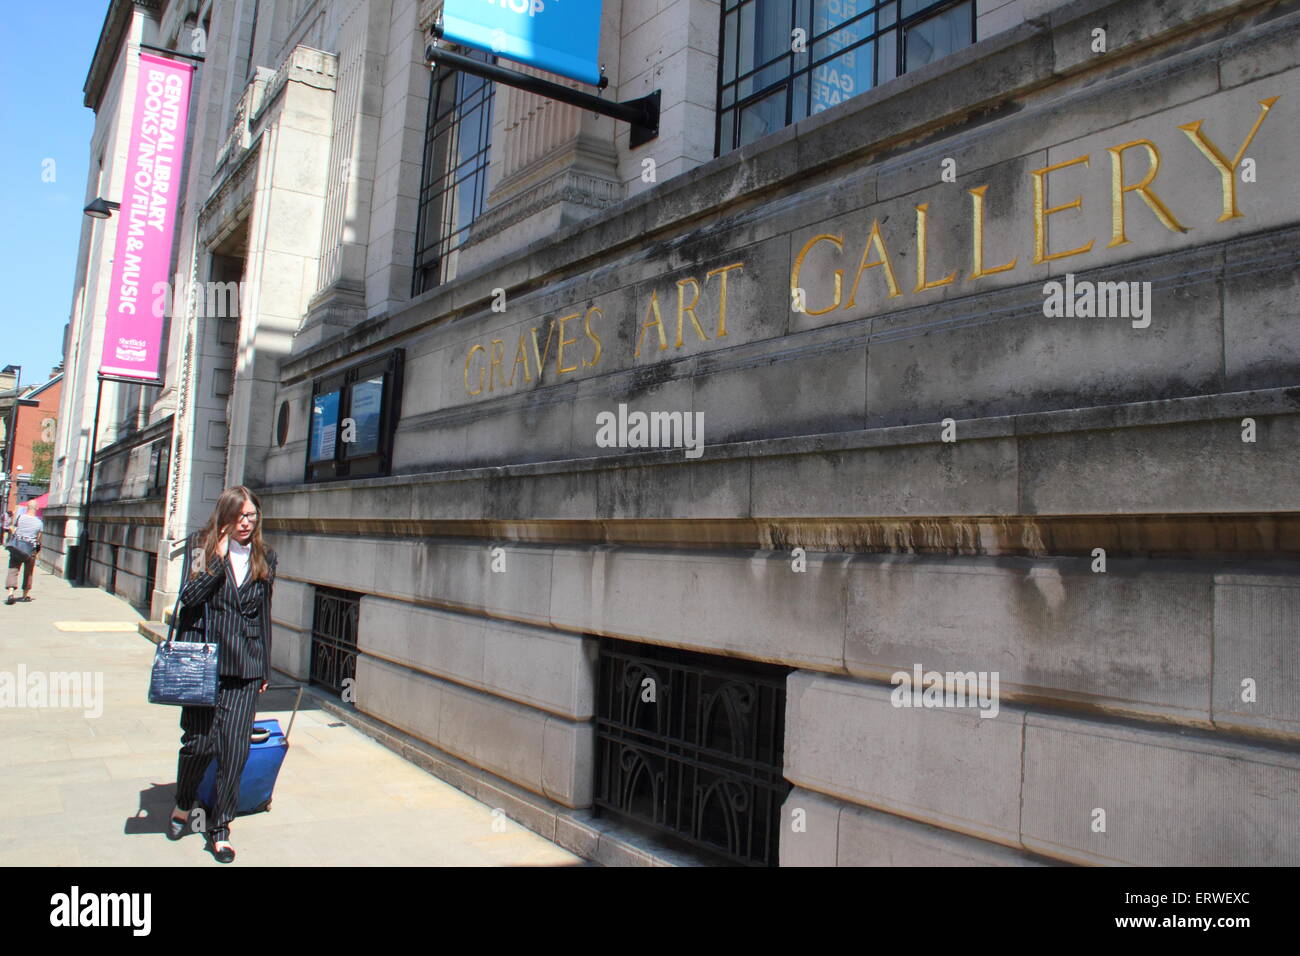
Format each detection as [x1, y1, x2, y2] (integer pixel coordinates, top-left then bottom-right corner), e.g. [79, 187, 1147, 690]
[967, 186, 1017, 280]
[556, 313, 581, 374]
[914, 202, 958, 293]
[1179, 96, 1279, 222]
[790, 234, 844, 316]
[675, 278, 710, 348]
[1107, 139, 1187, 247]
[1032, 154, 1095, 264]
[635, 289, 669, 357]
[705, 262, 744, 338]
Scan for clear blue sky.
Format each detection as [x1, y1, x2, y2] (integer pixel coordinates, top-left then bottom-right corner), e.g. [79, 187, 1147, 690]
[0, 1, 103, 388]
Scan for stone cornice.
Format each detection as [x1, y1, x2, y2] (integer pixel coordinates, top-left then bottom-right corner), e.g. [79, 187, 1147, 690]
[200, 137, 261, 230]
[467, 167, 623, 246]
[84, 0, 164, 111]
[254, 44, 338, 126]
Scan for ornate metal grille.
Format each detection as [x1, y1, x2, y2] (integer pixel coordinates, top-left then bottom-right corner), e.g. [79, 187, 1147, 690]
[594, 638, 791, 866]
[310, 587, 359, 695]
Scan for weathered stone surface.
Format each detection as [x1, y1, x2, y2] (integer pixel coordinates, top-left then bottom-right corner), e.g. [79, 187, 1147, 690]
[1018, 413, 1300, 514]
[781, 787, 1054, 866]
[784, 672, 1026, 846]
[844, 554, 1214, 724]
[1211, 571, 1300, 740]
[359, 596, 596, 718]
[356, 654, 592, 807]
[551, 548, 848, 670]
[1021, 710, 1300, 865]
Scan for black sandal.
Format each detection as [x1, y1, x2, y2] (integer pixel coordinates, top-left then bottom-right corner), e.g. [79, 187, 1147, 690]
[167, 810, 189, 840]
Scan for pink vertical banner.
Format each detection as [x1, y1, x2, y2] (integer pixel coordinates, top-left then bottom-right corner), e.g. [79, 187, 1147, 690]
[99, 52, 194, 380]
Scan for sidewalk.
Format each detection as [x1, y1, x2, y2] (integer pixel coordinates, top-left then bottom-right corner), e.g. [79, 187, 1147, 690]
[0, 568, 584, 866]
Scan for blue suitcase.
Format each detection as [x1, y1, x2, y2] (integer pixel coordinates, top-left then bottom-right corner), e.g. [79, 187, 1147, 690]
[198, 685, 302, 816]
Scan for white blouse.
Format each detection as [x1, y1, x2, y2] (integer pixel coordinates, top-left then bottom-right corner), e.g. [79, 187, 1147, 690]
[228, 537, 251, 587]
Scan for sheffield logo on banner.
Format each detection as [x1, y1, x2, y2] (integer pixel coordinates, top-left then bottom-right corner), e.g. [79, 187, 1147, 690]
[441, 0, 604, 86]
[99, 53, 194, 380]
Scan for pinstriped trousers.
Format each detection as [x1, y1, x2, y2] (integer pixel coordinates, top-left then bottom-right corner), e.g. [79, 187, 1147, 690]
[175, 676, 260, 843]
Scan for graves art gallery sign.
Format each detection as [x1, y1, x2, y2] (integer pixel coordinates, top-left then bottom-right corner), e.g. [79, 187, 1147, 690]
[459, 89, 1284, 397]
[99, 53, 194, 381]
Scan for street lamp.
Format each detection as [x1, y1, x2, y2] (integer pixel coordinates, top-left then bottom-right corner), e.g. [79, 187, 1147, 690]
[75, 198, 122, 584]
[2, 365, 21, 515]
[82, 197, 120, 219]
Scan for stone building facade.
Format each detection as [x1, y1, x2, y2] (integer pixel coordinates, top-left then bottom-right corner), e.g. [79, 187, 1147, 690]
[51, 0, 1300, 865]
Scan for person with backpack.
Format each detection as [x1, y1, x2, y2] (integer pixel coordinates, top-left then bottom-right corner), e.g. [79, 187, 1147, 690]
[5, 503, 43, 604]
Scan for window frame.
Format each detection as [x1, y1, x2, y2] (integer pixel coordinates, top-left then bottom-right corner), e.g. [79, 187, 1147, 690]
[304, 349, 405, 484]
[411, 46, 497, 296]
[714, 0, 976, 156]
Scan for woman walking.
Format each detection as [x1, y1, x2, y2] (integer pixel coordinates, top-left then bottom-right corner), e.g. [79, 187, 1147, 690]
[5, 503, 43, 604]
[167, 486, 277, 863]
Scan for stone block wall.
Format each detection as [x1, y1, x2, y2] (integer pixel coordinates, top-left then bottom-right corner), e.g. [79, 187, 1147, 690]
[249, 0, 1300, 864]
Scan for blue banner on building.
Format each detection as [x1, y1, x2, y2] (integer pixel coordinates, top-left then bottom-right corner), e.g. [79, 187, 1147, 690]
[441, 0, 604, 86]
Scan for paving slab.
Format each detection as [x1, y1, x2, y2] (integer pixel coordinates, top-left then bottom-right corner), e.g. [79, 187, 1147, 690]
[0, 568, 586, 867]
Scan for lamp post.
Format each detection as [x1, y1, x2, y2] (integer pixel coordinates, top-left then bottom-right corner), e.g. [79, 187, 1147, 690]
[2, 364, 21, 515]
[76, 199, 115, 586]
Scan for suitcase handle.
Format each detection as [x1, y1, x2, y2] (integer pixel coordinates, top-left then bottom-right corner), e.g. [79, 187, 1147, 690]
[263, 683, 305, 744]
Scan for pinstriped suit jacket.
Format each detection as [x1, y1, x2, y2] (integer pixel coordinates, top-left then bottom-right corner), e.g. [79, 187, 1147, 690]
[177, 533, 278, 683]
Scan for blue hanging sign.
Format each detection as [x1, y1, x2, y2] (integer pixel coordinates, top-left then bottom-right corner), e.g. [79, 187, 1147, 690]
[441, 0, 604, 86]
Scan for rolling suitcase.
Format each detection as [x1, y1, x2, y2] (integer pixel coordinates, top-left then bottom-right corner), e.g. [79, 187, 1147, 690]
[197, 684, 303, 816]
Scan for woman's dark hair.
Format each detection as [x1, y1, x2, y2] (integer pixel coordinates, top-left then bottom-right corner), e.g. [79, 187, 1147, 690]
[190, 486, 271, 581]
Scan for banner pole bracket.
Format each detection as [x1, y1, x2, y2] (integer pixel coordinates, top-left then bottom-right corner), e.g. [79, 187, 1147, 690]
[425, 42, 659, 146]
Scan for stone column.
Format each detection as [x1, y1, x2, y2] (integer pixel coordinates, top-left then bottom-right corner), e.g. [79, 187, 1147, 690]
[224, 47, 337, 488]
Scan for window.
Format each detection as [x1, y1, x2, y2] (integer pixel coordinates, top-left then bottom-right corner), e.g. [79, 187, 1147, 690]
[412, 48, 496, 295]
[147, 439, 169, 495]
[305, 349, 405, 482]
[716, 0, 975, 154]
[310, 586, 360, 696]
[594, 638, 792, 866]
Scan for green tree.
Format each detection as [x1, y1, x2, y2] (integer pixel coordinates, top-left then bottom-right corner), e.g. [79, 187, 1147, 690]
[29, 440, 53, 482]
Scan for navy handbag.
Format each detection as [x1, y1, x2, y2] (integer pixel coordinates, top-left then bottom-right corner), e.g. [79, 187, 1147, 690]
[147, 537, 219, 707]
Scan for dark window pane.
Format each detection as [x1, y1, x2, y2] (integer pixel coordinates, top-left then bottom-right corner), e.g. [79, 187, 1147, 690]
[812, 0, 864, 33]
[791, 71, 810, 124]
[756, 0, 793, 66]
[723, 10, 738, 81]
[412, 48, 496, 295]
[879, 27, 897, 82]
[738, 1, 756, 77]
[344, 376, 383, 458]
[738, 87, 786, 147]
[309, 390, 340, 463]
[719, 108, 736, 153]
[905, 1, 971, 70]
[811, 40, 873, 113]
